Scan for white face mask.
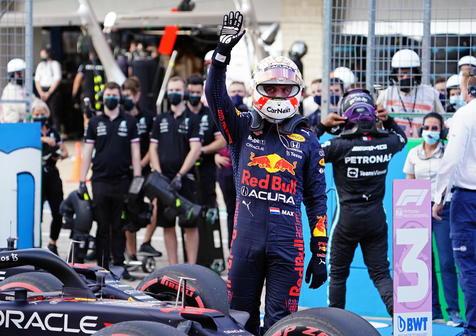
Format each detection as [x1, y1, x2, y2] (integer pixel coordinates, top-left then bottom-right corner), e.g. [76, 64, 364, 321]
[449, 95, 465, 108]
[422, 130, 440, 145]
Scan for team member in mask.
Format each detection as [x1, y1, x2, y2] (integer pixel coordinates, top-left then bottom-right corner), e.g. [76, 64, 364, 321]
[206, 11, 328, 334]
[122, 76, 162, 261]
[31, 99, 69, 255]
[376, 49, 444, 138]
[149, 76, 202, 265]
[185, 74, 226, 211]
[0, 58, 27, 123]
[403, 112, 463, 327]
[80, 81, 141, 279]
[303, 79, 322, 127]
[446, 74, 464, 112]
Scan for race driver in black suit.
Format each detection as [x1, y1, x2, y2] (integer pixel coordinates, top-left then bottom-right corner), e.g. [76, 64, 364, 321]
[316, 89, 407, 315]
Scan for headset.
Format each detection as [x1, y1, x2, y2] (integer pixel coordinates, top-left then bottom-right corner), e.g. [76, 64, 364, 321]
[418, 112, 448, 140]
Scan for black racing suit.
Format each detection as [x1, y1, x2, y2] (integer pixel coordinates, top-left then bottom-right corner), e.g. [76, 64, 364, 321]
[206, 64, 327, 334]
[318, 117, 407, 315]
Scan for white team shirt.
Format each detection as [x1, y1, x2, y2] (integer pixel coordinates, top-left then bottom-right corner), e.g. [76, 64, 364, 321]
[34, 60, 61, 88]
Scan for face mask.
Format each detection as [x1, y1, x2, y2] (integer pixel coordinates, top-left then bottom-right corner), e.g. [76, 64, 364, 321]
[188, 95, 201, 107]
[123, 98, 135, 111]
[40, 57, 47, 63]
[329, 94, 341, 105]
[33, 115, 49, 126]
[449, 95, 465, 108]
[167, 92, 183, 106]
[422, 130, 440, 145]
[231, 94, 244, 107]
[438, 93, 446, 105]
[104, 96, 119, 110]
[313, 95, 322, 106]
[399, 78, 415, 92]
[15, 77, 24, 86]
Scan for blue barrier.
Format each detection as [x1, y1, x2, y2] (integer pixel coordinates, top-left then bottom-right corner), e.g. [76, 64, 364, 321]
[299, 134, 408, 317]
[0, 123, 41, 248]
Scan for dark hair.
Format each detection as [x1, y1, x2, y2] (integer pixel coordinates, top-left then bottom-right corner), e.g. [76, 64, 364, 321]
[104, 81, 121, 92]
[422, 112, 444, 129]
[122, 76, 141, 95]
[330, 78, 344, 93]
[311, 79, 322, 85]
[186, 74, 204, 86]
[434, 77, 446, 85]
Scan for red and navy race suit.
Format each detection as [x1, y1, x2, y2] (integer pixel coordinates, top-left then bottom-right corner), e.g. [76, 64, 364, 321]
[205, 64, 327, 334]
[317, 117, 407, 315]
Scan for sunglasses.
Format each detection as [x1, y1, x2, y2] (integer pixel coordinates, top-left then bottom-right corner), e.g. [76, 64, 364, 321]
[422, 125, 439, 131]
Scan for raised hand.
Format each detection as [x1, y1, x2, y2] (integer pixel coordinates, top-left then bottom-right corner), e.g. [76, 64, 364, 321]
[212, 11, 246, 66]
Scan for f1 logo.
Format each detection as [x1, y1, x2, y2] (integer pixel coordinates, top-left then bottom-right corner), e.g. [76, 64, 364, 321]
[396, 189, 428, 206]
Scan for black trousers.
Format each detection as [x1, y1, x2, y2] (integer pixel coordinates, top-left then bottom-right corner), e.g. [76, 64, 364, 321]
[43, 87, 62, 132]
[92, 179, 129, 268]
[41, 167, 63, 241]
[328, 201, 393, 315]
[196, 162, 217, 208]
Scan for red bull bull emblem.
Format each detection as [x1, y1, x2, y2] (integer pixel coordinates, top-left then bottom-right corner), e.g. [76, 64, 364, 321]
[248, 152, 297, 175]
[312, 215, 327, 237]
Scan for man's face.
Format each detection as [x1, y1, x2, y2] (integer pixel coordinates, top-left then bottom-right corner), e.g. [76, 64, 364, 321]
[434, 82, 446, 95]
[311, 82, 322, 96]
[449, 88, 461, 97]
[460, 65, 475, 73]
[187, 84, 203, 97]
[32, 107, 48, 118]
[261, 84, 295, 98]
[104, 87, 121, 100]
[396, 68, 415, 81]
[167, 80, 185, 95]
[330, 84, 343, 96]
[122, 89, 140, 103]
[229, 83, 246, 97]
[40, 50, 48, 60]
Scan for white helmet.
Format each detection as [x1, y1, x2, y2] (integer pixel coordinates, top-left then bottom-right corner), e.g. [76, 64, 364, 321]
[332, 67, 356, 90]
[446, 74, 460, 89]
[391, 49, 420, 68]
[7, 58, 26, 73]
[252, 56, 303, 123]
[458, 55, 476, 68]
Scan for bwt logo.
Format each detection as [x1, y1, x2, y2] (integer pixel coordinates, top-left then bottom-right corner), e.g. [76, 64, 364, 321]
[397, 316, 429, 332]
[396, 189, 428, 206]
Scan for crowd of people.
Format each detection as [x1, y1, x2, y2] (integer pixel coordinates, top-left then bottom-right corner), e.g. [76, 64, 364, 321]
[1, 9, 476, 336]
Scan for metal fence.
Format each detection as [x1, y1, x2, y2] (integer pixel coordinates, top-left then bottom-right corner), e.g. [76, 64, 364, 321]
[0, 0, 33, 119]
[321, 0, 476, 118]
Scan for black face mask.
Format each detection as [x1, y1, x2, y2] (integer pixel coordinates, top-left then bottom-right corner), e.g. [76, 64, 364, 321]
[123, 98, 135, 111]
[33, 115, 49, 127]
[167, 92, 183, 106]
[231, 94, 244, 107]
[399, 78, 415, 92]
[40, 57, 48, 63]
[313, 95, 322, 105]
[188, 95, 201, 107]
[104, 97, 119, 110]
[15, 77, 24, 86]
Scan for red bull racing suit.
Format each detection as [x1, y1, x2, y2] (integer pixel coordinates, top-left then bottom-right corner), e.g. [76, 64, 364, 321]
[205, 64, 327, 334]
[317, 117, 407, 315]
